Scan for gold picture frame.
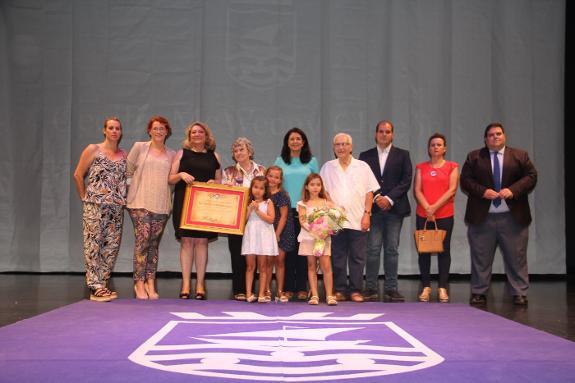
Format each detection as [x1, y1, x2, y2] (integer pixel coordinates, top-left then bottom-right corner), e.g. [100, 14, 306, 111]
[179, 182, 249, 235]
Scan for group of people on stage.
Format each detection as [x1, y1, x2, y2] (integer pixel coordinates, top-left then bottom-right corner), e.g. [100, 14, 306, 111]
[73, 117, 537, 307]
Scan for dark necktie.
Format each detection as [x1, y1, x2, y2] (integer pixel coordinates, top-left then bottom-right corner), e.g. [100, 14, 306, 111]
[492, 151, 501, 207]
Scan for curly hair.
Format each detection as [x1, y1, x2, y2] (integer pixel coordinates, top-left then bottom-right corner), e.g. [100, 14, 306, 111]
[231, 137, 254, 161]
[182, 121, 216, 151]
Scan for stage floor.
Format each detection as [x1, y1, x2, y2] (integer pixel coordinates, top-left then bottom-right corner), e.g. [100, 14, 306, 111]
[1, 297, 574, 382]
[1, 273, 574, 343]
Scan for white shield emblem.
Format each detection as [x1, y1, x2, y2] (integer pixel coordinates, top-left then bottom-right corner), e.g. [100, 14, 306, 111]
[226, 6, 296, 90]
[129, 312, 444, 381]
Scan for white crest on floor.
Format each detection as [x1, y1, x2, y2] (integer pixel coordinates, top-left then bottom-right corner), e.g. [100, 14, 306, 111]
[129, 311, 444, 381]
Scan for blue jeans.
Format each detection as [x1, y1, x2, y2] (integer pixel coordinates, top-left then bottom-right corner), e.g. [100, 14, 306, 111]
[365, 210, 404, 291]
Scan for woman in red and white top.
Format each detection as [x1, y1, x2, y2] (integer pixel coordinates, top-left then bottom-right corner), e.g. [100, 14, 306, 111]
[413, 133, 459, 303]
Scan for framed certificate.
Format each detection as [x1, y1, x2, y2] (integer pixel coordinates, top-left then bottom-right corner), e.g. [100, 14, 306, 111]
[179, 182, 250, 235]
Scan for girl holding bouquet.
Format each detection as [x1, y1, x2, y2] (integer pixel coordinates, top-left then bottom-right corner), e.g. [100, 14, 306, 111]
[297, 174, 340, 306]
[241, 176, 278, 303]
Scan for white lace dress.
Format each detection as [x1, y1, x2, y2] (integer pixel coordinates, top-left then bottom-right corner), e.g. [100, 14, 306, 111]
[241, 200, 279, 256]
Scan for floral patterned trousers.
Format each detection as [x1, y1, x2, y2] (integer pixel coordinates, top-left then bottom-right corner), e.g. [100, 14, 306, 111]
[82, 202, 124, 290]
[128, 208, 169, 281]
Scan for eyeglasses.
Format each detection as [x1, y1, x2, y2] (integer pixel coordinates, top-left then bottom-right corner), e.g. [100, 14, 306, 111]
[151, 127, 167, 132]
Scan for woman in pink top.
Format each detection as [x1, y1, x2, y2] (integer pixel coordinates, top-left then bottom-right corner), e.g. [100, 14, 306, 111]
[413, 133, 459, 303]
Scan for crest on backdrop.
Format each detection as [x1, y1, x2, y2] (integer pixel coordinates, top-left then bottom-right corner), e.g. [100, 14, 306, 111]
[226, 4, 296, 90]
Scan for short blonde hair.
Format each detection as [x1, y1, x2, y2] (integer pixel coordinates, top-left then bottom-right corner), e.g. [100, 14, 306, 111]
[231, 137, 255, 161]
[182, 121, 216, 151]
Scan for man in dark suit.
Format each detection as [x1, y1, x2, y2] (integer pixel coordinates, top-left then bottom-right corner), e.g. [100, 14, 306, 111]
[460, 123, 537, 306]
[359, 120, 412, 302]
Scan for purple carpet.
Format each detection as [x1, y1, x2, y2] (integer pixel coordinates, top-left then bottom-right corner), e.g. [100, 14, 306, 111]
[1, 300, 574, 382]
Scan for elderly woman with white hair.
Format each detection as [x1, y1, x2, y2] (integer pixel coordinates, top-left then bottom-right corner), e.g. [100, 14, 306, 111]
[222, 137, 266, 300]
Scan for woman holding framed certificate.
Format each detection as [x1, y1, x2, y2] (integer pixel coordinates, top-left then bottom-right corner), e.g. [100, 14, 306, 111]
[169, 121, 222, 300]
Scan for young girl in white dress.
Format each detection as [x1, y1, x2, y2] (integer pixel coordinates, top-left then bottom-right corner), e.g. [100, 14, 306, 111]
[241, 176, 278, 303]
[297, 173, 337, 306]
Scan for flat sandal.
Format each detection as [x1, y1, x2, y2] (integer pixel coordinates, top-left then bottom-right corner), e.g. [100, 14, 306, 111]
[308, 295, 320, 305]
[326, 295, 338, 306]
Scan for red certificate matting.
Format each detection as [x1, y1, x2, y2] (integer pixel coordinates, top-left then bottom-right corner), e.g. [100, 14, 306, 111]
[180, 182, 249, 235]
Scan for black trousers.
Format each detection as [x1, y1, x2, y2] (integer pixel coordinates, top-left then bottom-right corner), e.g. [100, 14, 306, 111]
[228, 234, 246, 295]
[284, 208, 307, 292]
[416, 215, 453, 288]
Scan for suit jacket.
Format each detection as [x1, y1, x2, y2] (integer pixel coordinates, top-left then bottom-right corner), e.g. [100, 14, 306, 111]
[460, 146, 537, 226]
[359, 146, 412, 217]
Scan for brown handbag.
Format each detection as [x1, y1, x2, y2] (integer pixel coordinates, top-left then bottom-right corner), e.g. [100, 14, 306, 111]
[414, 219, 446, 254]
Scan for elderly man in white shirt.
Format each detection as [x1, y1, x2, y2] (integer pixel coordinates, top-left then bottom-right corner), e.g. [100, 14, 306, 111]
[320, 133, 380, 302]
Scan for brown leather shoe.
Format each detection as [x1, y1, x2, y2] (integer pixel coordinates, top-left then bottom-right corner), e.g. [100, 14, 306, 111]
[350, 292, 364, 303]
[383, 290, 405, 302]
[512, 295, 528, 306]
[296, 291, 309, 300]
[334, 292, 347, 301]
[469, 294, 486, 305]
[362, 289, 379, 302]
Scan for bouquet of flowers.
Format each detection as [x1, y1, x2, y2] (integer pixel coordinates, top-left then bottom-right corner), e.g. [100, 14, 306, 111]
[306, 207, 347, 257]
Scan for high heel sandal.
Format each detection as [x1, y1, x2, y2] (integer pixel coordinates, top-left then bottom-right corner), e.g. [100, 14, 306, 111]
[418, 287, 432, 302]
[438, 288, 449, 303]
[195, 283, 207, 300]
[246, 294, 257, 303]
[144, 283, 160, 300]
[134, 285, 148, 300]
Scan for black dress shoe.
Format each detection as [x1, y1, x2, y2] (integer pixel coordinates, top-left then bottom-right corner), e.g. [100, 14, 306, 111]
[362, 289, 379, 302]
[469, 294, 487, 305]
[383, 290, 405, 302]
[512, 295, 528, 306]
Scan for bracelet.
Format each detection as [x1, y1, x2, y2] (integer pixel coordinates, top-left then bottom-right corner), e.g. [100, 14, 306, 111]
[364, 210, 371, 216]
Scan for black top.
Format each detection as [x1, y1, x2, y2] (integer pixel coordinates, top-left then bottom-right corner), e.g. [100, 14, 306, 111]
[172, 149, 220, 239]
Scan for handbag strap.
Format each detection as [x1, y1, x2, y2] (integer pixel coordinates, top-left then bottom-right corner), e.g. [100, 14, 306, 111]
[423, 218, 439, 232]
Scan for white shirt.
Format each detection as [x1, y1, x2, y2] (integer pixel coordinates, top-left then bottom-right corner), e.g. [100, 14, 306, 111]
[320, 157, 380, 230]
[489, 146, 510, 213]
[377, 144, 391, 176]
[376, 144, 394, 205]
